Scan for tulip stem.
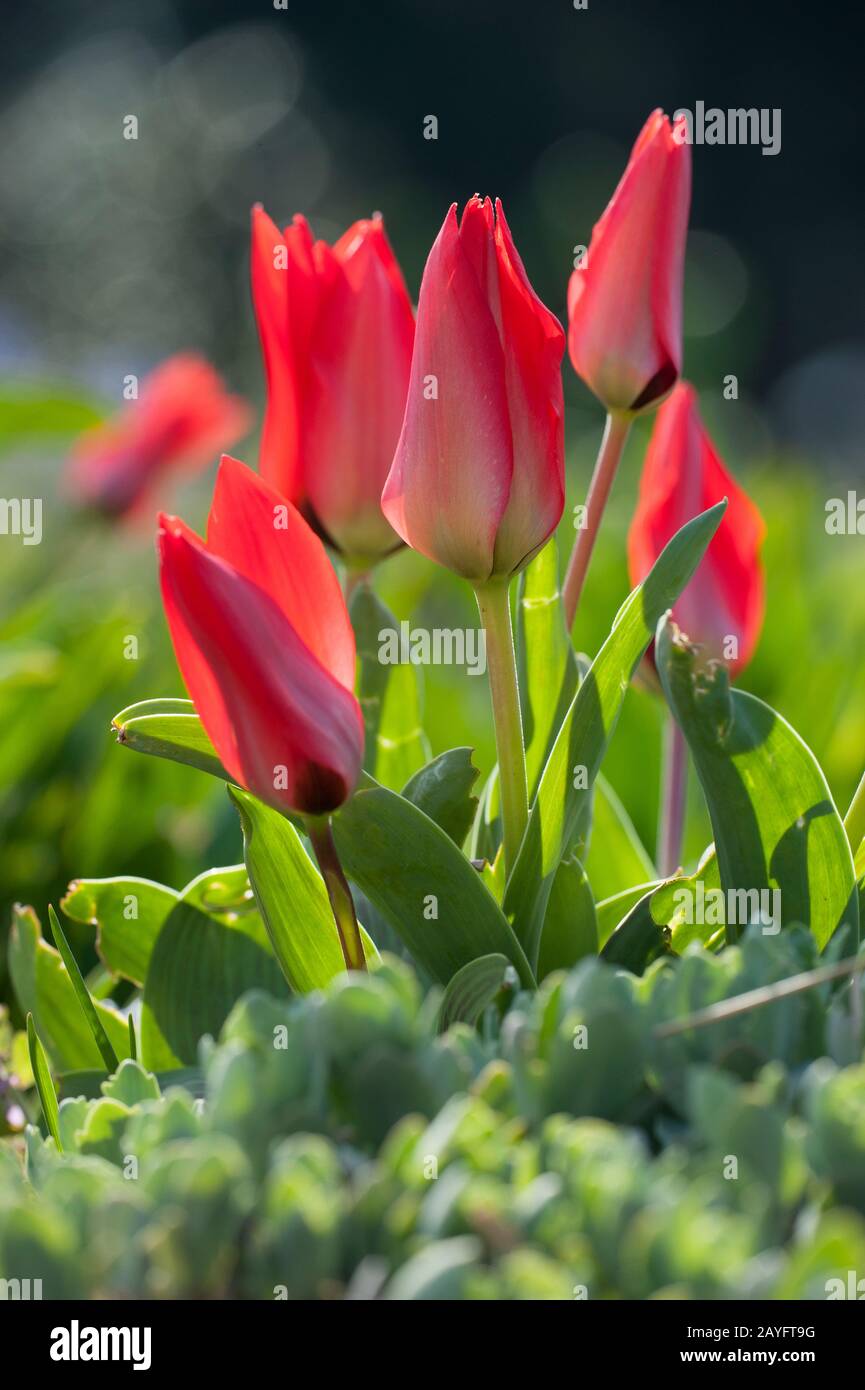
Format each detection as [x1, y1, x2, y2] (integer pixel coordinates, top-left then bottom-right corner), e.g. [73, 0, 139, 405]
[305, 815, 367, 972]
[657, 717, 688, 877]
[562, 410, 632, 631]
[474, 577, 529, 879]
[844, 767, 865, 859]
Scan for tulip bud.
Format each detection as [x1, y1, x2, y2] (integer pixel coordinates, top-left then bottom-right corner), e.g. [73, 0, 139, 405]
[158, 455, 364, 815]
[567, 110, 691, 415]
[68, 354, 249, 518]
[251, 206, 414, 566]
[382, 196, 565, 582]
[627, 382, 765, 675]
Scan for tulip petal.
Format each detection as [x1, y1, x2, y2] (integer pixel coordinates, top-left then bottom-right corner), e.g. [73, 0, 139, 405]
[206, 455, 356, 693]
[158, 517, 363, 815]
[382, 204, 513, 582]
[303, 218, 414, 560]
[491, 200, 566, 574]
[251, 206, 317, 503]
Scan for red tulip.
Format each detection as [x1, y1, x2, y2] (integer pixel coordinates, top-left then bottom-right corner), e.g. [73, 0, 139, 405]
[627, 382, 765, 675]
[567, 110, 691, 415]
[251, 206, 414, 565]
[68, 354, 249, 517]
[381, 196, 565, 582]
[158, 455, 364, 816]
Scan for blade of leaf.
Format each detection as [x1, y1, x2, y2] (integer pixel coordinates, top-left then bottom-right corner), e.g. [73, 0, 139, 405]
[333, 778, 536, 988]
[401, 748, 480, 848]
[112, 697, 229, 780]
[436, 953, 514, 1032]
[504, 501, 727, 970]
[26, 1013, 62, 1150]
[656, 617, 858, 951]
[229, 787, 378, 993]
[48, 905, 119, 1071]
[61, 876, 179, 986]
[516, 535, 580, 799]
[537, 854, 598, 979]
[351, 584, 430, 789]
[585, 773, 656, 901]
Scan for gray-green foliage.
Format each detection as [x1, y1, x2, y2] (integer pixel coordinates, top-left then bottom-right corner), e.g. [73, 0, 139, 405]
[3, 932, 865, 1300]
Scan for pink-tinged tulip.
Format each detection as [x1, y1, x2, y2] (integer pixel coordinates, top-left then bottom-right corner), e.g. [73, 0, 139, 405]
[381, 196, 565, 582]
[251, 206, 414, 564]
[567, 110, 691, 414]
[68, 354, 249, 517]
[628, 382, 765, 675]
[158, 455, 364, 816]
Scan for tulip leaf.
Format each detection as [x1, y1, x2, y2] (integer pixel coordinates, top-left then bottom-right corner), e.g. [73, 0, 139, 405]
[656, 618, 859, 951]
[504, 501, 727, 970]
[229, 787, 378, 993]
[61, 876, 179, 986]
[401, 748, 480, 848]
[595, 882, 660, 947]
[140, 876, 291, 1068]
[537, 854, 598, 979]
[26, 1014, 62, 1150]
[112, 697, 229, 780]
[601, 884, 673, 972]
[332, 779, 535, 988]
[351, 583, 430, 790]
[9, 905, 131, 1071]
[585, 773, 656, 901]
[47, 906, 119, 1073]
[436, 954, 515, 1033]
[516, 535, 580, 798]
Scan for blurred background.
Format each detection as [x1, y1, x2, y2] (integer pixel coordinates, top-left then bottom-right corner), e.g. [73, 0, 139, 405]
[1, 0, 864, 1007]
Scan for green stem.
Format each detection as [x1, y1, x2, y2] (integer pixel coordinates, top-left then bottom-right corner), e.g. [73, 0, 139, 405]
[305, 815, 366, 971]
[474, 577, 529, 878]
[844, 767, 865, 859]
[657, 717, 688, 876]
[562, 410, 632, 631]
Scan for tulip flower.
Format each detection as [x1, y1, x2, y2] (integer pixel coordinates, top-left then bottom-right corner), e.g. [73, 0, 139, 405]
[627, 382, 765, 675]
[158, 455, 366, 969]
[382, 196, 565, 875]
[68, 354, 249, 518]
[627, 382, 765, 875]
[381, 196, 565, 583]
[251, 206, 414, 567]
[562, 110, 691, 629]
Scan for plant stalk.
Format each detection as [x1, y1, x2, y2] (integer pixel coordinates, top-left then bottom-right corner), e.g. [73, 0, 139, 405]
[562, 410, 632, 631]
[657, 717, 688, 876]
[474, 577, 529, 878]
[305, 815, 366, 971]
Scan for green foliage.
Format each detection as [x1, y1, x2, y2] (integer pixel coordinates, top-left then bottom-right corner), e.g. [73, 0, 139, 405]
[4, 937, 865, 1299]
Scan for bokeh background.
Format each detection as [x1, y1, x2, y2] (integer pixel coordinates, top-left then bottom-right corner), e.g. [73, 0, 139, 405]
[1, 0, 864, 1007]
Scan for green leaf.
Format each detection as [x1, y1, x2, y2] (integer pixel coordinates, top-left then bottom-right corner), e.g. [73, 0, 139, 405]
[601, 884, 673, 972]
[351, 584, 430, 789]
[436, 954, 514, 1032]
[585, 774, 656, 901]
[26, 1014, 62, 1150]
[61, 876, 178, 986]
[516, 535, 580, 798]
[537, 855, 598, 979]
[140, 872, 292, 1069]
[332, 779, 536, 988]
[595, 882, 660, 947]
[656, 618, 859, 951]
[47, 906, 119, 1072]
[101, 1058, 161, 1106]
[112, 697, 228, 780]
[229, 787, 378, 993]
[9, 905, 130, 1071]
[504, 502, 726, 970]
[401, 748, 480, 848]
